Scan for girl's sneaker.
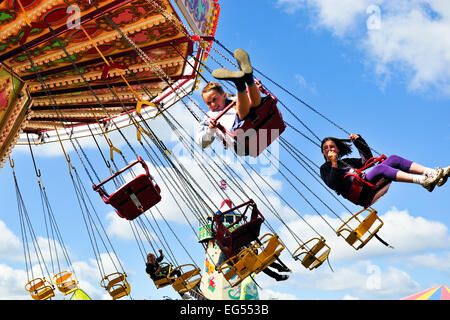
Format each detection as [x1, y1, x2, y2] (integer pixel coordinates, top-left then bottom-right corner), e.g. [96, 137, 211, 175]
[234, 49, 253, 75]
[422, 168, 443, 192]
[437, 165, 450, 187]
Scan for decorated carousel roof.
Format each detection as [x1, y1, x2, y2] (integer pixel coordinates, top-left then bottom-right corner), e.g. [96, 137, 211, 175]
[0, 0, 219, 166]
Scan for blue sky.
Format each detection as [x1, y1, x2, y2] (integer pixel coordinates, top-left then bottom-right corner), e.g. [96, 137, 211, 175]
[0, 0, 449, 300]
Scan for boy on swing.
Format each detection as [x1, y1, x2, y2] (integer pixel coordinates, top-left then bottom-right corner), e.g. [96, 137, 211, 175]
[195, 49, 261, 149]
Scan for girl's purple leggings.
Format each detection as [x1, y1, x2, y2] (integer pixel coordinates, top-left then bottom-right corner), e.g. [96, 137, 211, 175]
[365, 155, 413, 182]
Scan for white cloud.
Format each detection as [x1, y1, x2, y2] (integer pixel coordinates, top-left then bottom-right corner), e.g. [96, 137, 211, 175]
[296, 74, 308, 87]
[277, 0, 306, 14]
[278, 0, 373, 36]
[105, 210, 160, 243]
[379, 207, 450, 253]
[0, 220, 79, 266]
[259, 288, 298, 300]
[295, 74, 318, 94]
[0, 220, 22, 261]
[253, 258, 420, 299]
[71, 254, 127, 300]
[404, 252, 450, 272]
[0, 264, 29, 300]
[314, 261, 370, 291]
[278, 0, 450, 95]
[342, 294, 360, 300]
[285, 260, 421, 298]
[106, 211, 139, 241]
[363, 1, 450, 94]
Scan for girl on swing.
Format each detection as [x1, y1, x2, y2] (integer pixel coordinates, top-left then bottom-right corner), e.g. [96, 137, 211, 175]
[195, 48, 261, 149]
[320, 134, 449, 206]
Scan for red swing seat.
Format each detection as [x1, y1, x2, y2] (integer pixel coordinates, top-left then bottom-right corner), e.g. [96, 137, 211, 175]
[212, 81, 286, 157]
[211, 199, 265, 259]
[343, 155, 392, 208]
[93, 157, 161, 220]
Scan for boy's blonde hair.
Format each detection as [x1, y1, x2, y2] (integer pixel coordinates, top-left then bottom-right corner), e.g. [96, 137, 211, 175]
[202, 82, 224, 96]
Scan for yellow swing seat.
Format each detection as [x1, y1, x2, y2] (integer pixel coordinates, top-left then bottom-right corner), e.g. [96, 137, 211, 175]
[150, 263, 176, 289]
[217, 233, 285, 287]
[252, 233, 285, 273]
[169, 264, 202, 294]
[292, 237, 331, 270]
[25, 277, 55, 301]
[52, 270, 79, 295]
[218, 246, 259, 287]
[336, 208, 383, 250]
[100, 272, 131, 300]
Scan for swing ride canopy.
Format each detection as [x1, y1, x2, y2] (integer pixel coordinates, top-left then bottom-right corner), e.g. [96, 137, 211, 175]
[401, 285, 450, 300]
[0, 0, 219, 166]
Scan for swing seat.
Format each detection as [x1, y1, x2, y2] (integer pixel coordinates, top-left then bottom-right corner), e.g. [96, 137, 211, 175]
[100, 272, 131, 300]
[343, 155, 391, 208]
[217, 233, 285, 287]
[212, 200, 264, 259]
[218, 247, 259, 287]
[345, 176, 392, 208]
[251, 233, 285, 273]
[150, 263, 176, 288]
[336, 208, 383, 250]
[212, 92, 286, 158]
[292, 237, 331, 270]
[199, 200, 238, 243]
[93, 157, 161, 220]
[234, 95, 286, 157]
[25, 278, 55, 301]
[52, 271, 79, 295]
[169, 264, 201, 294]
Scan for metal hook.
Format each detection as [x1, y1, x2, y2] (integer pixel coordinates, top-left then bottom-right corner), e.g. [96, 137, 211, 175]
[8, 156, 14, 168]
